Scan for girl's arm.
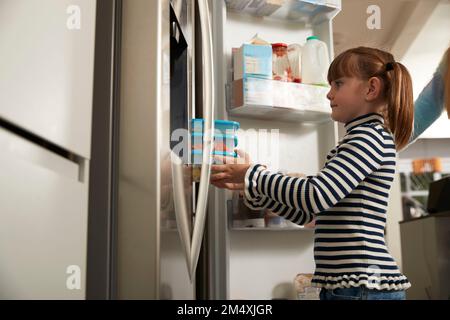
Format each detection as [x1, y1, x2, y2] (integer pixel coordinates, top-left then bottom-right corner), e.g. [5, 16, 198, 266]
[243, 172, 313, 225]
[410, 50, 448, 143]
[243, 126, 390, 224]
[244, 190, 314, 226]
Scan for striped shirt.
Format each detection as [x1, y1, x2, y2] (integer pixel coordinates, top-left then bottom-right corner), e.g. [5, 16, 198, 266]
[244, 113, 411, 291]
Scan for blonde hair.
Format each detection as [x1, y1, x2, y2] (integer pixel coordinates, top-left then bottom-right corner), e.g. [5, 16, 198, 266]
[328, 47, 414, 150]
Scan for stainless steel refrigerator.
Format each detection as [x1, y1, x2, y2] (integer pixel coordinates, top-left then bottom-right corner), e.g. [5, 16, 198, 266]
[108, 0, 227, 299]
[0, 0, 97, 299]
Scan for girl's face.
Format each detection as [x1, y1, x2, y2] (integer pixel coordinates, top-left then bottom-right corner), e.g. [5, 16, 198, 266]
[326, 77, 371, 124]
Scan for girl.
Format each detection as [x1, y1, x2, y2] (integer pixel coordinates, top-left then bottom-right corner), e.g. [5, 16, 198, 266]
[211, 47, 414, 300]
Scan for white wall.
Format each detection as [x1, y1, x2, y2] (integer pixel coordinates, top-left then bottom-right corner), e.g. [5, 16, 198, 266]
[400, 139, 450, 161]
[400, 0, 450, 139]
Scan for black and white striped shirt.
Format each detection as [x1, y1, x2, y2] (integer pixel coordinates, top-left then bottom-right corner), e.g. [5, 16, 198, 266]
[244, 113, 411, 291]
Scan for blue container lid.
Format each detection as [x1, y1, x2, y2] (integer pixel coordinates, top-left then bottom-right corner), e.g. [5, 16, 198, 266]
[214, 119, 240, 129]
[191, 119, 204, 126]
[191, 133, 238, 146]
[191, 132, 236, 139]
[191, 119, 240, 130]
[192, 150, 237, 157]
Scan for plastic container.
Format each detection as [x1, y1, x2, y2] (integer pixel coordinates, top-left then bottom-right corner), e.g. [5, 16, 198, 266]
[265, 209, 283, 227]
[191, 133, 237, 154]
[191, 119, 240, 182]
[287, 44, 302, 83]
[266, 215, 286, 228]
[272, 43, 292, 82]
[191, 120, 239, 158]
[214, 119, 240, 136]
[191, 119, 240, 136]
[301, 36, 330, 86]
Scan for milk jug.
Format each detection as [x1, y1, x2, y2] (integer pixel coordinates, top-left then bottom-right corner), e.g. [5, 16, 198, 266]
[301, 36, 330, 86]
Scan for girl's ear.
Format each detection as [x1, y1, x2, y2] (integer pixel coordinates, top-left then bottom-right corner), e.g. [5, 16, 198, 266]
[365, 77, 383, 102]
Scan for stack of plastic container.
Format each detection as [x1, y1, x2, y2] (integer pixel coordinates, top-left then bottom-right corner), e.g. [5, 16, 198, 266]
[191, 119, 240, 182]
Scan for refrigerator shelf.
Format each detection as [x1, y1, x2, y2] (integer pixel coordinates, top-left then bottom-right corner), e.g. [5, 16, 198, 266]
[230, 227, 314, 231]
[228, 104, 331, 123]
[227, 77, 332, 123]
[225, 0, 341, 24]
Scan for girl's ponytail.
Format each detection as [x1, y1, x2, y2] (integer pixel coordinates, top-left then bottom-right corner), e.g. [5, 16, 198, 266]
[386, 61, 414, 151]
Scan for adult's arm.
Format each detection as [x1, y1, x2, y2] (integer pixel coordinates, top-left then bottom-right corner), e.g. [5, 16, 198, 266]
[410, 50, 449, 143]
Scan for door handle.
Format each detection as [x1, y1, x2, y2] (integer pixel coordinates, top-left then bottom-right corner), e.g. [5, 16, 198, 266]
[170, 151, 192, 277]
[190, 0, 215, 279]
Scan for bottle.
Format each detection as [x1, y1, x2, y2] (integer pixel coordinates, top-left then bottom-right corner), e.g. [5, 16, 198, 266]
[301, 36, 330, 86]
[272, 43, 292, 82]
[287, 44, 302, 83]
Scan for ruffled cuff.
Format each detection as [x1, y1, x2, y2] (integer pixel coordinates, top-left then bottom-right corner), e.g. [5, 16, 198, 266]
[243, 194, 270, 211]
[244, 164, 267, 202]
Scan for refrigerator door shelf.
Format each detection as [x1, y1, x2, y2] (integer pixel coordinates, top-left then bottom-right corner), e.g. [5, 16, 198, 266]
[228, 77, 331, 123]
[225, 0, 341, 24]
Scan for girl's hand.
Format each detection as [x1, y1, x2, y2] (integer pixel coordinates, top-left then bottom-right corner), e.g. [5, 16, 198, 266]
[210, 181, 245, 190]
[210, 150, 251, 189]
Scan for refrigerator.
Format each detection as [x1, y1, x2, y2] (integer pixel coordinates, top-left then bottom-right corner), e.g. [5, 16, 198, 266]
[116, 0, 223, 299]
[0, 0, 341, 300]
[0, 0, 97, 299]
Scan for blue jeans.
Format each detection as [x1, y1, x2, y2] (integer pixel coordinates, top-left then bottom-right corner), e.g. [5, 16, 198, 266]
[320, 286, 406, 300]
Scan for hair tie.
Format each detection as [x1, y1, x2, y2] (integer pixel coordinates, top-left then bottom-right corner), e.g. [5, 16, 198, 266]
[385, 62, 395, 72]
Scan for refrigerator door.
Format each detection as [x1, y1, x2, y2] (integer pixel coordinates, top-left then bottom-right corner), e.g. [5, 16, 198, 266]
[190, 0, 215, 278]
[117, 0, 195, 299]
[0, 0, 96, 159]
[168, 2, 193, 278]
[0, 127, 89, 299]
